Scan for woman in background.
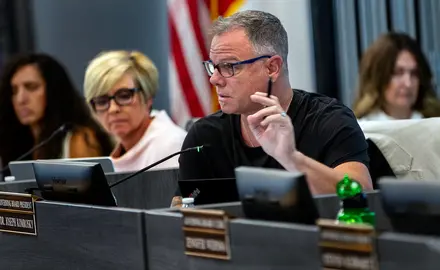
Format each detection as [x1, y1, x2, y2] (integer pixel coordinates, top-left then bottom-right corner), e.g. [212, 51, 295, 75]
[353, 32, 440, 121]
[0, 53, 114, 175]
[84, 50, 187, 172]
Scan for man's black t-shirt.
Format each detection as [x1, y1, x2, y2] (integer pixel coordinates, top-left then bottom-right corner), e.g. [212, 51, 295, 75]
[178, 89, 369, 181]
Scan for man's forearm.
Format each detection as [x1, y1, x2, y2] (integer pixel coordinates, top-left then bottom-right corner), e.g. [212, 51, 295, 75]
[279, 151, 372, 195]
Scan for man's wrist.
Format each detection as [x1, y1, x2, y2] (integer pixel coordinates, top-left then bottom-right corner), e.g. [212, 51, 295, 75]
[279, 150, 305, 172]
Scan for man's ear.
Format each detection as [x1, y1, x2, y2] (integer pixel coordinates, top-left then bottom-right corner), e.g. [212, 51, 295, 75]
[266, 55, 283, 82]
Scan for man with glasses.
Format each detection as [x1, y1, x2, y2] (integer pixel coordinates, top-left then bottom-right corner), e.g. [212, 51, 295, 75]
[176, 10, 372, 200]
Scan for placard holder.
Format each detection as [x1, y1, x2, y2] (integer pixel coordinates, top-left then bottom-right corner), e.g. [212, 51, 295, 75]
[0, 191, 41, 236]
[317, 219, 379, 270]
[181, 208, 234, 260]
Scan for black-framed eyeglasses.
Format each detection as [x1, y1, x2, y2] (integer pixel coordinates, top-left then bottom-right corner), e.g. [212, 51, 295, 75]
[90, 88, 140, 112]
[203, 55, 272, 78]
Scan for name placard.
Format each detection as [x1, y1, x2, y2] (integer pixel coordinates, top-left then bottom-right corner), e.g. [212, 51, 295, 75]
[0, 191, 39, 236]
[181, 208, 232, 260]
[317, 219, 378, 270]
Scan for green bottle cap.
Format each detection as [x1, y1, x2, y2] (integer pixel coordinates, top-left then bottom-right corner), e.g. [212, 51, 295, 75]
[336, 174, 363, 199]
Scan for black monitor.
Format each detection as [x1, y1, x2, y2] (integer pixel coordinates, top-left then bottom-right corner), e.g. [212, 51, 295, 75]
[235, 166, 319, 224]
[33, 161, 117, 207]
[379, 178, 440, 236]
[178, 178, 239, 205]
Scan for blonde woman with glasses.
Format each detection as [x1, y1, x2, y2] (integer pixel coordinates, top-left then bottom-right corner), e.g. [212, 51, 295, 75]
[84, 51, 187, 172]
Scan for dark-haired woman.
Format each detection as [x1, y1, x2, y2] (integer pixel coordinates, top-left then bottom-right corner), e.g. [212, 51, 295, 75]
[0, 53, 114, 175]
[353, 32, 440, 121]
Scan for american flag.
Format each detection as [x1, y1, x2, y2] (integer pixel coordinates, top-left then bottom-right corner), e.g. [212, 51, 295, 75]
[168, 0, 244, 127]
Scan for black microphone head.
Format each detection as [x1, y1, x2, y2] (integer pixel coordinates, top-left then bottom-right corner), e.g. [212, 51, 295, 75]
[189, 144, 211, 153]
[59, 123, 73, 133]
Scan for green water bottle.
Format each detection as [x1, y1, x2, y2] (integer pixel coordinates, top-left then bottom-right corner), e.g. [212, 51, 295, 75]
[336, 174, 375, 226]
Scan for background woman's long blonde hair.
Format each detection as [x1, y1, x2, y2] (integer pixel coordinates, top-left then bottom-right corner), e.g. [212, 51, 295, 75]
[353, 32, 440, 119]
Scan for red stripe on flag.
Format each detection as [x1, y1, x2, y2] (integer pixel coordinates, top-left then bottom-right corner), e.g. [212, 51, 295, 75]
[169, 15, 205, 117]
[187, 0, 209, 61]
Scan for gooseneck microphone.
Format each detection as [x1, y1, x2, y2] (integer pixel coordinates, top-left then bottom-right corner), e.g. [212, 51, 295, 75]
[0, 123, 72, 174]
[109, 145, 207, 188]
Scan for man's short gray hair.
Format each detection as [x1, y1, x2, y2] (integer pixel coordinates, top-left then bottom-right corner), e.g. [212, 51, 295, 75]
[210, 10, 289, 74]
